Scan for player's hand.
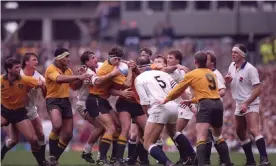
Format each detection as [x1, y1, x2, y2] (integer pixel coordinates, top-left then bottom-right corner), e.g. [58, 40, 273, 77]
[224, 73, 233, 83]
[128, 60, 137, 69]
[177, 65, 190, 73]
[121, 88, 135, 99]
[180, 99, 192, 107]
[239, 102, 248, 114]
[38, 78, 43, 86]
[78, 65, 87, 75]
[190, 106, 197, 116]
[79, 73, 91, 81]
[110, 68, 121, 77]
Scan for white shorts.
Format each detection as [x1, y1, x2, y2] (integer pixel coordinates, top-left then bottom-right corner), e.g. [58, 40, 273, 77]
[26, 106, 39, 121]
[234, 103, 259, 116]
[76, 101, 87, 119]
[147, 101, 178, 124]
[178, 107, 194, 120]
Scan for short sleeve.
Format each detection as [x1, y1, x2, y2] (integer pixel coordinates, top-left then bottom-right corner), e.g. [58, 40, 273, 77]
[217, 79, 226, 90]
[134, 78, 150, 105]
[248, 66, 260, 86]
[47, 67, 60, 81]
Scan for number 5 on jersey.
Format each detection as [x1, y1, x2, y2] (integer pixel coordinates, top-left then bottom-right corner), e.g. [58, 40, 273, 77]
[154, 76, 166, 89]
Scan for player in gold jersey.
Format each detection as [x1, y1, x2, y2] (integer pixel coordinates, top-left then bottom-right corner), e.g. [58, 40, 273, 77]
[1, 58, 47, 165]
[45, 48, 91, 166]
[162, 51, 233, 166]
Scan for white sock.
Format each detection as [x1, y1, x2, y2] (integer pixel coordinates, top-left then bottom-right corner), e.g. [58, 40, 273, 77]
[83, 143, 92, 153]
[5, 139, 12, 149]
[38, 140, 46, 146]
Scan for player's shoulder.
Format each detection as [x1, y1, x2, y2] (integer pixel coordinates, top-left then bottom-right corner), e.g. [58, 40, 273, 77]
[244, 62, 256, 70]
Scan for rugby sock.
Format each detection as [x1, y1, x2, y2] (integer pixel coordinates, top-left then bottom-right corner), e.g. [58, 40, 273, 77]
[196, 141, 206, 166]
[255, 135, 268, 158]
[111, 132, 119, 159]
[49, 131, 59, 157]
[138, 140, 149, 163]
[214, 136, 232, 164]
[83, 143, 93, 153]
[1, 139, 13, 161]
[56, 139, 69, 160]
[116, 135, 128, 159]
[38, 140, 46, 161]
[156, 138, 163, 150]
[173, 132, 195, 157]
[31, 146, 44, 165]
[99, 133, 113, 160]
[205, 129, 214, 164]
[128, 139, 137, 158]
[241, 139, 256, 163]
[148, 144, 169, 164]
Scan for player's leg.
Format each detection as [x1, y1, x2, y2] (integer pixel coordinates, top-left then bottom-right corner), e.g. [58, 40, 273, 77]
[15, 119, 45, 165]
[1, 116, 9, 127]
[235, 115, 256, 165]
[31, 116, 46, 162]
[144, 122, 172, 165]
[1, 124, 20, 161]
[245, 109, 270, 166]
[128, 122, 138, 159]
[82, 112, 105, 163]
[109, 109, 121, 163]
[135, 113, 150, 165]
[205, 128, 214, 165]
[176, 108, 195, 164]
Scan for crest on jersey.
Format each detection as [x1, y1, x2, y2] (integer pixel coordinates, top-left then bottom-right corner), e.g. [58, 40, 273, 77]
[18, 84, 24, 89]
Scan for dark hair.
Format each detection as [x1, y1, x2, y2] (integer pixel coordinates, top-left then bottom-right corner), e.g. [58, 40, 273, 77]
[139, 48, 152, 56]
[154, 55, 167, 64]
[54, 48, 69, 57]
[234, 44, 248, 55]
[168, 50, 182, 64]
[109, 46, 124, 58]
[22, 52, 38, 69]
[136, 56, 151, 66]
[4, 58, 21, 73]
[80, 51, 94, 65]
[194, 51, 207, 68]
[206, 50, 216, 68]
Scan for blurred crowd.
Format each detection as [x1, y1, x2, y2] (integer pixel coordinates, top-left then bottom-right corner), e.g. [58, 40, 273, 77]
[1, 34, 276, 150]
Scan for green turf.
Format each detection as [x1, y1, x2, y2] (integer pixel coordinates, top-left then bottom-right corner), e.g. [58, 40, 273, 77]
[1, 151, 276, 166]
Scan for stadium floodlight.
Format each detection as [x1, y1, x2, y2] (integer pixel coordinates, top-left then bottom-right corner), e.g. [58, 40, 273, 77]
[4, 2, 19, 9]
[4, 21, 18, 34]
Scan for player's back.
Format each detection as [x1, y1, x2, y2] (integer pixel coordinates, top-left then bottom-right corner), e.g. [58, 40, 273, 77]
[135, 70, 175, 106]
[186, 68, 220, 100]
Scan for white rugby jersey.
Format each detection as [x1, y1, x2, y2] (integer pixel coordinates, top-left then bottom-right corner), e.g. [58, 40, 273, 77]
[169, 68, 192, 99]
[20, 70, 45, 108]
[77, 62, 102, 102]
[228, 61, 260, 104]
[134, 70, 177, 106]
[213, 69, 226, 90]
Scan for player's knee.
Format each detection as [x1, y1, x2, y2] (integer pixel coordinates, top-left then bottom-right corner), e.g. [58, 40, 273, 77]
[27, 135, 39, 146]
[105, 124, 116, 134]
[249, 128, 260, 137]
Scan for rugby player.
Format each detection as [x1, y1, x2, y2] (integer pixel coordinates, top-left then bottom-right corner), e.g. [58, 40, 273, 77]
[86, 46, 133, 165]
[163, 51, 232, 166]
[45, 48, 91, 165]
[205, 50, 227, 165]
[1, 53, 47, 163]
[135, 56, 194, 166]
[1, 58, 47, 165]
[225, 44, 270, 166]
[75, 51, 121, 163]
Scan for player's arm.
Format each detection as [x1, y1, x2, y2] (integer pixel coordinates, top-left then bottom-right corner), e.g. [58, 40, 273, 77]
[217, 79, 226, 97]
[93, 68, 121, 85]
[161, 64, 190, 73]
[164, 73, 193, 103]
[109, 88, 134, 99]
[24, 76, 46, 96]
[134, 79, 150, 115]
[244, 68, 261, 105]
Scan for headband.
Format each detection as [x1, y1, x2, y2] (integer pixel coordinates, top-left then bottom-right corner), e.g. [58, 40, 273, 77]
[232, 47, 245, 58]
[55, 52, 69, 60]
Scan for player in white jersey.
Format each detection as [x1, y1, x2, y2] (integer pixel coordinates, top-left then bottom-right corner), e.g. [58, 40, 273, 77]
[225, 44, 270, 166]
[1, 53, 47, 164]
[75, 51, 121, 163]
[134, 56, 193, 166]
[205, 50, 228, 165]
[166, 50, 197, 165]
